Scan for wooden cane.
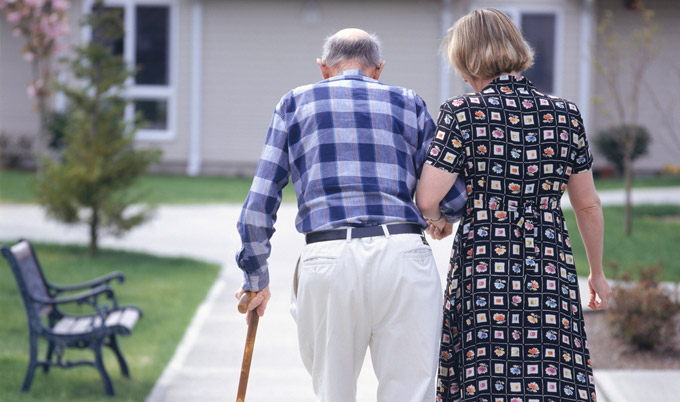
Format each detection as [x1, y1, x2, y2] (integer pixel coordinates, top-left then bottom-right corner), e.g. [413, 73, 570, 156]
[236, 291, 259, 402]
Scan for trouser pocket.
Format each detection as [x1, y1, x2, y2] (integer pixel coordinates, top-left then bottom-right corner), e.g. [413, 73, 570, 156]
[290, 257, 301, 321]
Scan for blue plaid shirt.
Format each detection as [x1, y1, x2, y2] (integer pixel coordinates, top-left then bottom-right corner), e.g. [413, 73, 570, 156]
[236, 69, 467, 291]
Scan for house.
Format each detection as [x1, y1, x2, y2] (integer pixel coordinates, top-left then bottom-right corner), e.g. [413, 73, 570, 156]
[1, 0, 678, 176]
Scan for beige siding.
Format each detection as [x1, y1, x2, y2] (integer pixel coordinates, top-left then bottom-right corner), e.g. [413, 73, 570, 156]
[0, 19, 40, 139]
[200, 0, 447, 174]
[559, 1, 585, 105]
[592, 0, 680, 172]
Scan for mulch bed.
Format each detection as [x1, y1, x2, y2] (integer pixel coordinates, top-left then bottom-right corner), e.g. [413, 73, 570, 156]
[583, 311, 680, 369]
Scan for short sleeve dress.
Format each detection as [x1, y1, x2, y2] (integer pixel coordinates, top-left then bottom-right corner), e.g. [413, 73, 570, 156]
[426, 75, 597, 402]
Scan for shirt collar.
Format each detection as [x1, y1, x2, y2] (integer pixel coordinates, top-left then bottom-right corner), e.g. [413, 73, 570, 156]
[330, 68, 378, 83]
[337, 68, 365, 77]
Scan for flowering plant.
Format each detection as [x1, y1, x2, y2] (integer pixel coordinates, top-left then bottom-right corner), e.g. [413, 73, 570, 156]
[0, 0, 71, 132]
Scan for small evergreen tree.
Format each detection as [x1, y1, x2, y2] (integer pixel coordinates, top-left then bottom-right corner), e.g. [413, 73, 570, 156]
[36, 2, 161, 256]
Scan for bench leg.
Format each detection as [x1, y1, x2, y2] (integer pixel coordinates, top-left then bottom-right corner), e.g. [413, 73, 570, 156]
[21, 333, 38, 392]
[108, 334, 130, 378]
[44, 341, 55, 373]
[93, 340, 115, 396]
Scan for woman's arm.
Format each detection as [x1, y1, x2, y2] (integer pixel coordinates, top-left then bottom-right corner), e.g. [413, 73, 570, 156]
[567, 169, 612, 310]
[416, 164, 459, 237]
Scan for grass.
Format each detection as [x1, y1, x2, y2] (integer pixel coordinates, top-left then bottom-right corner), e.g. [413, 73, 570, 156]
[2, 169, 679, 205]
[0, 242, 220, 402]
[565, 205, 680, 281]
[0, 169, 297, 204]
[593, 175, 680, 191]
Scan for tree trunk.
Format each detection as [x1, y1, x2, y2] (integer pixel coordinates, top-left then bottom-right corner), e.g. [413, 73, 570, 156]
[623, 130, 634, 237]
[89, 205, 99, 257]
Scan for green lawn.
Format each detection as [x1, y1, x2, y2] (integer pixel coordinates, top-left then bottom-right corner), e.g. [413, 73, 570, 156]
[593, 175, 680, 191]
[0, 170, 297, 204]
[565, 205, 680, 281]
[2, 169, 678, 205]
[0, 242, 219, 402]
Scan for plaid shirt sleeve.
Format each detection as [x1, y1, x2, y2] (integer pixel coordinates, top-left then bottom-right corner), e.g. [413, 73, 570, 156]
[235, 105, 290, 292]
[440, 178, 467, 223]
[415, 95, 468, 224]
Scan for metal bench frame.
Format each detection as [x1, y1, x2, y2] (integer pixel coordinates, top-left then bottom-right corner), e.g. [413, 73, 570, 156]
[1, 239, 142, 396]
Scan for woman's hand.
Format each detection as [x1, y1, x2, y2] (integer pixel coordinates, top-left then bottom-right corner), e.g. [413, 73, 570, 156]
[587, 272, 612, 310]
[426, 219, 453, 240]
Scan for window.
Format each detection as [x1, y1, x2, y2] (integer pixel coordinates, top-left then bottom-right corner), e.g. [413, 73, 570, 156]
[485, 6, 562, 95]
[84, 0, 176, 141]
[520, 13, 557, 94]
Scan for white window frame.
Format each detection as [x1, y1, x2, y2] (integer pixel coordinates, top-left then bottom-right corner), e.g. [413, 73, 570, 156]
[468, 1, 564, 96]
[82, 0, 178, 141]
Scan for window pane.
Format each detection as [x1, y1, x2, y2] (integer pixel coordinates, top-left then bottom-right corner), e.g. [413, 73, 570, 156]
[521, 14, 555, 93]
[135, 99, 168, 130]
[135, 6, 169, 86]
[92, 6, 124, 57]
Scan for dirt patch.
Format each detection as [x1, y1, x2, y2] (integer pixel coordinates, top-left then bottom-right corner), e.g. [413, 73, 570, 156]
[584, 311, 680, 369]
[658, 215, 680, 224]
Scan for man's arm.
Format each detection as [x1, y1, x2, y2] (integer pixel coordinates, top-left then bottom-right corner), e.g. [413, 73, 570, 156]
[439, 177, 467, 224]
[413, 96, 468, 231]
[235, 107, 290, 296]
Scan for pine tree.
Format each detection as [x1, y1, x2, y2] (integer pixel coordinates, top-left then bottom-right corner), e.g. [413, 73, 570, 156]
[36, 2, 161, 256]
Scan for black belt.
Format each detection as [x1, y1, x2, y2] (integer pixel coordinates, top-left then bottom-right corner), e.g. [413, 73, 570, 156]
[305, 223, 422, 244]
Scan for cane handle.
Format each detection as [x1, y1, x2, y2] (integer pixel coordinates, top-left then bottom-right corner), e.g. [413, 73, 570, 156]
[238, 291, 257, 314]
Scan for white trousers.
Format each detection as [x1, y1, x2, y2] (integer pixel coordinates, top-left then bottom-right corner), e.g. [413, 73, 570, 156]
[290, 230, 443, 402]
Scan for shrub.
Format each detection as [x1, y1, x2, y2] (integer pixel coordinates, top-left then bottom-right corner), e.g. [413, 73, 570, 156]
[0, 132, 35, 169]
[594, 125, 650, 175]
[46, 111, 68, 150]
[607, 262, 680, 350]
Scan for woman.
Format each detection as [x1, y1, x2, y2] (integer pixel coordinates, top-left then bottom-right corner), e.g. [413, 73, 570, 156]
[416, 8, 612, 402]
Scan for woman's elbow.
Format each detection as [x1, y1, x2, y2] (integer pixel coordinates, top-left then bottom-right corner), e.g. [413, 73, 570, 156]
[574, 194, 602, 216]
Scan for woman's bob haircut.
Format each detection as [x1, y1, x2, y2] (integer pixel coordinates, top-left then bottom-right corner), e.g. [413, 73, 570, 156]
[444, 8, 534, 80]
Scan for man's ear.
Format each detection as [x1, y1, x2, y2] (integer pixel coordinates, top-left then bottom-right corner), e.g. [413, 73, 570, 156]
[317, 58, 331, 79]
[372, 60, 386, 80]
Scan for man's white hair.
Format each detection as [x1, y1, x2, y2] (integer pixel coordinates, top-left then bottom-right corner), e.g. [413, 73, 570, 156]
[320, 31, 382, 69]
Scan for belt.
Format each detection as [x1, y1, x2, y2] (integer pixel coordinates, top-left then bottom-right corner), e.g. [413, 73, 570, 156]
[305, 223, 422, 244]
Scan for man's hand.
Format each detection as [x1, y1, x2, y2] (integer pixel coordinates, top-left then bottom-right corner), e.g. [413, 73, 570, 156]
[426, 220, 453, 240]
[235, 285, 271, 323]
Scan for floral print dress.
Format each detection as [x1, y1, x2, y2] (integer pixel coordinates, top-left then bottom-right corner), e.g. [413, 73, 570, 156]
[426, 75, 597, 402]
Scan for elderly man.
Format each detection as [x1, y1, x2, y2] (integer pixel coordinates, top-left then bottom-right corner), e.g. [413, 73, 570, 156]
[235, 28, 466, 401]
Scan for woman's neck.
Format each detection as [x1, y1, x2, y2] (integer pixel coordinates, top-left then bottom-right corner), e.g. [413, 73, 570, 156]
[468, 71, 518, 92]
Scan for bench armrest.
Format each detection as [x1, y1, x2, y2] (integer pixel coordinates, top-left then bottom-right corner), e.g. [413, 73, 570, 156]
[50, 271, 125, 293]
[32, 285, 115, 305]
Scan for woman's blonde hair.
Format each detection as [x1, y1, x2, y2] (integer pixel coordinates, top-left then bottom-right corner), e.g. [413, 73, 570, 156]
[444, 8, 534, 80]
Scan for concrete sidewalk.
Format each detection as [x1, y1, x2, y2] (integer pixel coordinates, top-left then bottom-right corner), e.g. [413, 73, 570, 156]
[1, 187, 679, 401]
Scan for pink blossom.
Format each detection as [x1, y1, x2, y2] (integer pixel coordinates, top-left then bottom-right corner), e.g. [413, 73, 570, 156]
[53, 42, 68, 54]
[23, 51, 35, 62]
[26, 0, 46, 8]
[12, 27, 22, 37]
[27, 84, 37, 99]
[7, 10, 22, 23]
[53, 0, 70, 12]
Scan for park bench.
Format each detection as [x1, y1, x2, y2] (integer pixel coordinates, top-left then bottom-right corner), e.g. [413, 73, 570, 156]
[1, 239, 142, 396]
